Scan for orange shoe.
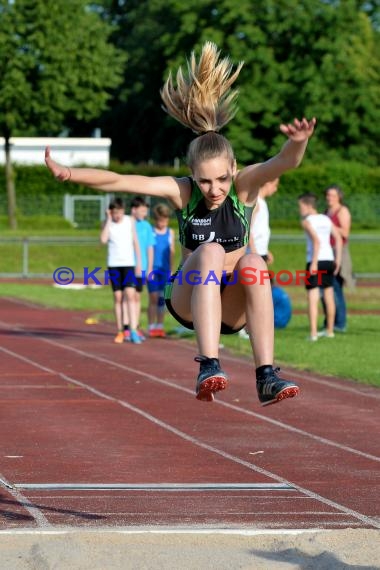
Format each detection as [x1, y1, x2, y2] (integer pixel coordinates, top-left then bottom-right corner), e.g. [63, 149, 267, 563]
[155, 329, 166, 338]
[114, 332, 125, 344]
[148, 329, 159, 338]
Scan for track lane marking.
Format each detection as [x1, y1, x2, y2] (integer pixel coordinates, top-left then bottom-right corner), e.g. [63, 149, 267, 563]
[0, 473, 51, 528]
[3, 337, 378, 464]
[1, 346, 379, 529]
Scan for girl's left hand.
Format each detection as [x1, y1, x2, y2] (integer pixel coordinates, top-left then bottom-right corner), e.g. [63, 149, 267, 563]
[280, 117, 316, 142]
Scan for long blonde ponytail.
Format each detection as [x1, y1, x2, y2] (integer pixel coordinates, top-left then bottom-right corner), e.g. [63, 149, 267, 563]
[161, 42, 243, 170]
[161, 42, 243, 135]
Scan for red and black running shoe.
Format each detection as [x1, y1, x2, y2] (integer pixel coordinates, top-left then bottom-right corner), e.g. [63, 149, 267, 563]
[256, 367, 299, 406]
[194, 356, 228, 402]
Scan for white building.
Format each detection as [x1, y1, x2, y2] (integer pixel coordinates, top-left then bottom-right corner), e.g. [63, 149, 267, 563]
[0, 137, 112, 167]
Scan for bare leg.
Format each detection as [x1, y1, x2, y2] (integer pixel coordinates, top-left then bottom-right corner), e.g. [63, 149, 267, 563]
[124, 286, 138, 330]
[323, 286, 335, 335]
[135, 290, 142, 328]
[148, 291, 159, 326]
[170, 243, 225, 358]
[170, 247, 299, 405]
[220, 253, 273, 366]
[220, 252, 299, 405]
[113, 290, 123, 331]
[307, 287, 319, 337]
[156, 291, 166, 327]
[243, 257, 274, 367]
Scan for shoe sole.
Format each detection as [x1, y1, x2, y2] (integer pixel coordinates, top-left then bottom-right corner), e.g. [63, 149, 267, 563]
[196, 375, 228, 402]
[260, 386, 300, 407]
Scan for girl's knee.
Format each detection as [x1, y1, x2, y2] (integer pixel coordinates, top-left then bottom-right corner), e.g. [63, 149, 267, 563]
[238, 252, 267, 270]
[198, 242, 225, 260]
[189, 243, 225, 273]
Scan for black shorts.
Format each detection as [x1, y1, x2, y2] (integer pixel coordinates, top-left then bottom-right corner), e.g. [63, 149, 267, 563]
[305, 260, 335, 290]
[135, 276, 144, 293]
[107, 266, 136, 292]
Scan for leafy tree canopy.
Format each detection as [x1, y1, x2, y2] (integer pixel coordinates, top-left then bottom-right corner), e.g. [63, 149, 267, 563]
[96, 0, 380, 166]
[0, 0, 125, 137]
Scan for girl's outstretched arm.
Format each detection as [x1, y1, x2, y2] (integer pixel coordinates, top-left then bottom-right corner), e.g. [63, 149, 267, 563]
[45, 147, 183, 202]
[236, 117, 316, 202]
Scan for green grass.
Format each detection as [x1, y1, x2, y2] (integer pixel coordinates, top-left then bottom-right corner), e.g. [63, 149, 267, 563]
[270, 241, 379, 275]
[0, 282, 378, 387]
[0, 282, 112, 312]
[221, 314, 379, 386]
[281, 285, 380, 311]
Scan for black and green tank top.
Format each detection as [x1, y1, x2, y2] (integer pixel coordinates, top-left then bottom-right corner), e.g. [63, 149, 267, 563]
[175, 178, 253, 253]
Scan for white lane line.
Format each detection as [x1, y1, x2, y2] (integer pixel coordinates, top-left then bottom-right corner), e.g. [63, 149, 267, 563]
[21, 493, 306, 498]
[0, 527, 362, 535]
[14, 483, 294, 491]
[2, 347, 379, 529]
[0, 385, 72, 389]
[0, 472, 51, 528]
[4, 338, 378, 464]
[42, 512, 358, 518]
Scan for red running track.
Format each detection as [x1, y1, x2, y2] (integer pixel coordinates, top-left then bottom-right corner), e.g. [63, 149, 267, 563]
[0, 297, 379, 530]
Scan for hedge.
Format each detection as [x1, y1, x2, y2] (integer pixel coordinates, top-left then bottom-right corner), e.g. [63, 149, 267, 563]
[0, 159, 379, 228]
[1, 159, 379, 196]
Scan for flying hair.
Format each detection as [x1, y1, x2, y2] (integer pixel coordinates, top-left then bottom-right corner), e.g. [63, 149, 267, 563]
[160, 42, 244, 135]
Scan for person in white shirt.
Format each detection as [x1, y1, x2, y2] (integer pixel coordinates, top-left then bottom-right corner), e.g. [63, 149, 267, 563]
[100, 197, 142, 344]
[298, 193, 342, 341]
[239, 178, 280, 339]
[248, 178, 279, 263]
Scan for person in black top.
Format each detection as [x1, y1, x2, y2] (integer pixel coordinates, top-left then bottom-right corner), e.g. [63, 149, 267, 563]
[45, 42, 316, 406]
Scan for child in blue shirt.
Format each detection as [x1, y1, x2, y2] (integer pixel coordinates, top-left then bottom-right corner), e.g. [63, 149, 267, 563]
[148, 204, 175, 337]
[129, 196, 155, 340]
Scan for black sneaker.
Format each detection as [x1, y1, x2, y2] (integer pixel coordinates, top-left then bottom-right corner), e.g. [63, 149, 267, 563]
[195, 356, 228, 402]
[256, 367, 299, 406]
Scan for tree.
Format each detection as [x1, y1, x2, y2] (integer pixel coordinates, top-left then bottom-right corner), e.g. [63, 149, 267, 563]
[0, 0, 125, 228]
[97, 0, 380, 167]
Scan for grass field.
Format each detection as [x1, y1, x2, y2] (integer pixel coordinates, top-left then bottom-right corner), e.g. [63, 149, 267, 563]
[0, 281, 378, 387]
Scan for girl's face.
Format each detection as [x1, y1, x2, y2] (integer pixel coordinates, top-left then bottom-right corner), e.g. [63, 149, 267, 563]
[192, 156, 236, 209]
[326, 188, 341, 208]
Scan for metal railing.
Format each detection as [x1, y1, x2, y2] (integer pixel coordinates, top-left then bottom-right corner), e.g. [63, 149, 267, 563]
[0, 235, 379, 280]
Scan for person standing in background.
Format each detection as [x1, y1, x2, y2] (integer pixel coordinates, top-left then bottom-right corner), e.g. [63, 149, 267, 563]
[298, 193, 342, 341]
[240, 178, 292, 338]
[100, 197, 142, 344]
[148, 204, 175, 338]
[323, 185, 355, 332]
[248, 178, 279, 264]
[130, 196, 155, 340]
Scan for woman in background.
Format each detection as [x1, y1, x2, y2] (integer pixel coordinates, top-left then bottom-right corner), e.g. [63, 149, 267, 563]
[324, 185, 355, 332]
